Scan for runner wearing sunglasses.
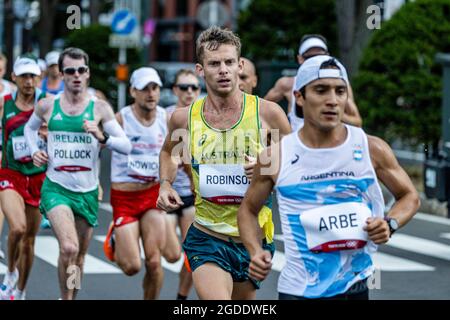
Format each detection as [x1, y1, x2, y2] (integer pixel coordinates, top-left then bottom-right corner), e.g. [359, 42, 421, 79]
[24, 47, 132, 300]
[165, 69, 201, 300]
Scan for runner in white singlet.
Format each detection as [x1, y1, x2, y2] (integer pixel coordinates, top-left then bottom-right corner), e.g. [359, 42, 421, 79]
[238, 55, 420, 300]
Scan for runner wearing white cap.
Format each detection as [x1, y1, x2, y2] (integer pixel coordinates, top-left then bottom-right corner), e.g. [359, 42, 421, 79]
[264, 34, 361, 130]
[103, 67, 179, 300]
[41, 51, 64, 95]
[0, 55, 48, 300]
[238, 55, 420, 300]
[24, 47, 132, 300]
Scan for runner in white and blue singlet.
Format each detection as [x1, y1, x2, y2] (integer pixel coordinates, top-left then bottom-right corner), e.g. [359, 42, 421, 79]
[238, 55, 420, 300]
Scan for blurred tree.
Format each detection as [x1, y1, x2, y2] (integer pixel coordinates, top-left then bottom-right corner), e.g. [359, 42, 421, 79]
[335, 0, 374, 77]
[38, 0, 61, 54]
[237, 0, 338, 62]
[353, 0, 450, 148]
[65, 24, 142, 110]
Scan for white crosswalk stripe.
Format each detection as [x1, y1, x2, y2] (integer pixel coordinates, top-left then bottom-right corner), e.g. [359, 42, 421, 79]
[1, 232, 447, 275]
[93, 236, 185, 273]
[440, 233, 450, 240]
[272, 234, 436, 272]
[0, 262, 7, 274]
[33, 236, 121, 274]
[387, 234, 450, 261]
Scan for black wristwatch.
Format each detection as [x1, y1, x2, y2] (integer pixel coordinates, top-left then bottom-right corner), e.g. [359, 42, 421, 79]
[99, 132, 109, 144]
[384, 216, 399, 237]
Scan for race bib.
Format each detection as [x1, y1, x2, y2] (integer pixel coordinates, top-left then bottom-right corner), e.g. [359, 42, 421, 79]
[12, 136, 46, 162]
[199, 164, 250, 204]
[127, 154, 159, 182]
[300, 202, 371, 253]
[50, 132, 98, 172]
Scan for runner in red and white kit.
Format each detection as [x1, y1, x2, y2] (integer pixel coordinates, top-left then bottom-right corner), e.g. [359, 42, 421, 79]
[104, 67, 180, 299]
[0, 56, 48, 300]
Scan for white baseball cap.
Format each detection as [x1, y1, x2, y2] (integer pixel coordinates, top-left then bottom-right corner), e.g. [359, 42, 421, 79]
[299, 37, 328, 56]
[130, 67, 162, 89]
[293, 55, 348, 91]
[45, 51, 60, 66]
[38, 59, 47, 72]
[13, 56, 41, 76]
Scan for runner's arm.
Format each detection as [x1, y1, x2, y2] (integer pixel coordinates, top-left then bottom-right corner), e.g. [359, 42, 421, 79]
[93, 100, 131, 155]
[238, 145, 279, 281]
[364, 136, 420, 243]
[259, 99, 292, 144]
[264, 77, 291, 103]
[157, 108, 189, 211]
[25, 98, 50, 166]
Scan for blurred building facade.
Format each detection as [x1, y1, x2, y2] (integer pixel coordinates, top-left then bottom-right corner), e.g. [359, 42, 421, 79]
[146, 0, 241, 63]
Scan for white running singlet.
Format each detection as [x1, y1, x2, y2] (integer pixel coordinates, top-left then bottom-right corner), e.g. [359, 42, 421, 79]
[111, 105, 167, 184]
[275, 125, 384, 298]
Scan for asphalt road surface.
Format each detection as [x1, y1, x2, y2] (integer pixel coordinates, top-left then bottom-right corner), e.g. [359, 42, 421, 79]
[1, 151, 449, 300]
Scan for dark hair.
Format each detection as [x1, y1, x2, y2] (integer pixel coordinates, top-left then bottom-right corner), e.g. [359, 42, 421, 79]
[58, 47, 89, 72]
[173, 69, 198, 86]
[196, 26, 241, 64]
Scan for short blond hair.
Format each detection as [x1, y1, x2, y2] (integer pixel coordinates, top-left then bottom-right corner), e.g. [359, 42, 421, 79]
[196, 26, 241, 64]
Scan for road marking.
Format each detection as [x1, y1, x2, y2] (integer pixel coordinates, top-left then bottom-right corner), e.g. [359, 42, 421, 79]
[0, 262, 7, 274]
[35, 236, 121, 274]
[414, 213, 450, 226]
[99, 202, 113, 213]
[440, 233, 450, 240]
[273, 234, 435, 271]
[272, 250, 286, 272]
[94, 235, 185, 274]
[387, 234, 450, 261]
[372, 252, 434, 271]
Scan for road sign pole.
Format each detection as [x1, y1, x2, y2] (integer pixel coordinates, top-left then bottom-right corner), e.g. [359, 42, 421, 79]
[118, 46, 127, 109]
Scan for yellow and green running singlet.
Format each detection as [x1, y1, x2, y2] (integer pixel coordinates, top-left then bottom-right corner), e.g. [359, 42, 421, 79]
[189, 93, 274, 242]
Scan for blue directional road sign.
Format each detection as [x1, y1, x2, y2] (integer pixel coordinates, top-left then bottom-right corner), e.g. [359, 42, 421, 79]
[111, 9, 137, 35]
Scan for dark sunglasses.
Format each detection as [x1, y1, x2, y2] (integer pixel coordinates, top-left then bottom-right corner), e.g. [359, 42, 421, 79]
[63, 66, 89, 75]
[176, 84, 200, 91]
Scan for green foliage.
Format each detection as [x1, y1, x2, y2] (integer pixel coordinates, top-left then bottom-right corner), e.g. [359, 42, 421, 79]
[237, 0, 337, 62]
[65, 24, 142, 109]
[353, 0, 450, 146]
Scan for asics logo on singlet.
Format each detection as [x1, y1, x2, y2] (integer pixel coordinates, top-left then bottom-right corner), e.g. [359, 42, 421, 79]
[301, 171, 355, 181]
[53, 113, 63, 121]
[198, 134, 207, 146]
[291, 154, 300, 164]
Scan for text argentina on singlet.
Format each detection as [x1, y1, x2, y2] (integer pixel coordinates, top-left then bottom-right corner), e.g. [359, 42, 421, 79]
[301, 171, 355, 181]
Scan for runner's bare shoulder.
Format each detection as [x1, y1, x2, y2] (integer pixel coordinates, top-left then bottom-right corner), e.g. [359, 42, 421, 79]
[169, 106, 190, 130]
[36, 95, 57, 118]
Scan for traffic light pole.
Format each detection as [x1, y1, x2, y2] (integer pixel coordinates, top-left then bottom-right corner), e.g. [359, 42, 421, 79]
[118, 46, 127, 110]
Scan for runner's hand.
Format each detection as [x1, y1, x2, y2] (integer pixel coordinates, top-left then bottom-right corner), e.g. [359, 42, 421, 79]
[249, 249, 272, 281]
[244, 155, 257, 181]
[83, 120, 104, 142]
[364, 217, 390, 244]
[32, 150, 48, 167]
[157, 183, 184, 212]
